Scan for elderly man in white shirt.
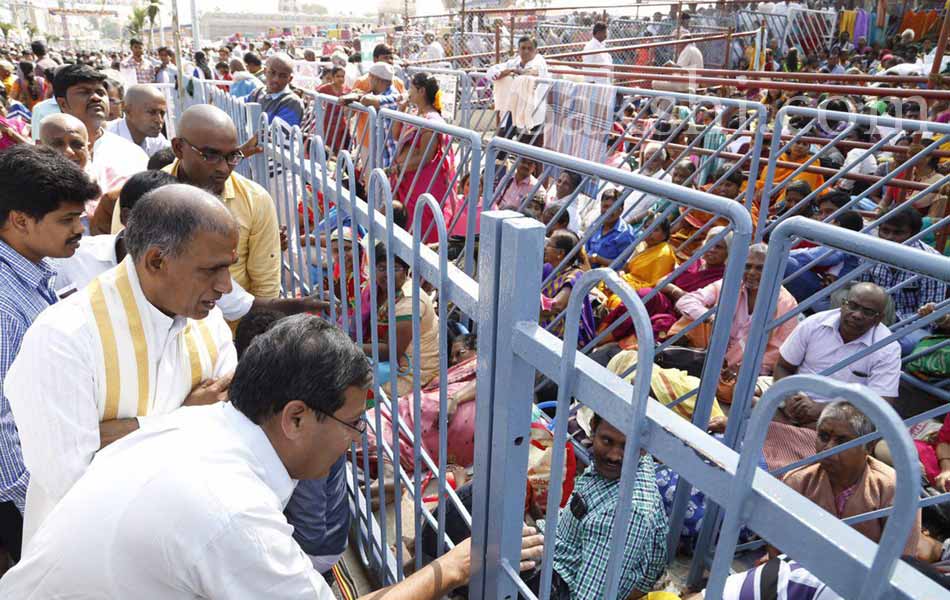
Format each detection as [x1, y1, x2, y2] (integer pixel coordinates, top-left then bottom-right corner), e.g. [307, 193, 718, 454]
[487, 35, 550, 141]
[422, 30, 450, 69]
[0, 315, 545, 599]
[582, 21, 613, 84]
[772, 282, 901, 427]
[105, 84, 172, 157]
[6, 185, 238, 544]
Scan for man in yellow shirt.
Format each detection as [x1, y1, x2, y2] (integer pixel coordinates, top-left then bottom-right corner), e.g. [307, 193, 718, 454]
[165, 105, 281, 300]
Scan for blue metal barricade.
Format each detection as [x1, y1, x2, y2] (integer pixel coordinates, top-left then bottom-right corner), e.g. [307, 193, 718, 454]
[472, 209, 941, 600]
[173, 77, 948, 600]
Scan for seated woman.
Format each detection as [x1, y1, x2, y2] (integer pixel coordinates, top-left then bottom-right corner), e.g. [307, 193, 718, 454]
[389, 72, 463, 242]
[364, 333, 479, 476]
[782, 401, 920, 558]
[540, 230, 596, 347]
[599, 226, 732, 344]
[674, 242, 798, 385]
[671, 163, 745, 260]
[363, 243, 440, 397]
[602, 215, 678, 313]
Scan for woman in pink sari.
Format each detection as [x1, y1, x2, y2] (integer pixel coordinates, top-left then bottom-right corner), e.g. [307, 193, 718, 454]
[389, 72, 463, 242]
[365, 334, 479, 474]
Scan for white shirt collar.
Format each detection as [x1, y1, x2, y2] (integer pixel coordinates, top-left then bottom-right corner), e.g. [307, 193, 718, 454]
[816, 308, 879, 347]
[121, 257, 189, 339]
[220, 402, 297, 506]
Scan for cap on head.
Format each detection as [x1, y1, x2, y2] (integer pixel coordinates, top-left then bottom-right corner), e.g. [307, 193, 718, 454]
[368, 62, 394, 81]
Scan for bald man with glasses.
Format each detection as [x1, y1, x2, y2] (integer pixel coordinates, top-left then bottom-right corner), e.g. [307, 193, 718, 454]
[165, 104, 281, 302]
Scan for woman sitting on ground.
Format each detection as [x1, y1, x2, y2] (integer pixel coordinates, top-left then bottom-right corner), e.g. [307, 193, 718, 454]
[540, 230, 596, 347]
[599, 226, 731, 344]
[782, 401, 921, 559]
[672, 163, 745, 260]
[602, 215, 678, 313]
[364, 333, 480, 478]
[362, 243, 440, 397]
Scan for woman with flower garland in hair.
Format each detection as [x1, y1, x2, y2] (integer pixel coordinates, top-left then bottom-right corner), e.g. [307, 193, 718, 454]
[389, 72, 463, 242]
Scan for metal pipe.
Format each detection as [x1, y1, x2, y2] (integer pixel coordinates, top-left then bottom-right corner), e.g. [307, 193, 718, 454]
[930, 9, 950, 89]
[543, 30, 757, 61]
[604, 70, 950, 99]
[545, 60, 932, 84]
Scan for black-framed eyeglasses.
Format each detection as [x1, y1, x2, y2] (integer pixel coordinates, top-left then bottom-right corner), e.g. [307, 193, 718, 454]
[181, 138, 244, 166]
[317, 408, 367, 435]
[842, 299, 880, 319]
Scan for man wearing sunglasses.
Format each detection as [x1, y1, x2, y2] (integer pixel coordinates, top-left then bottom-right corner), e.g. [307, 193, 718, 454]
[773, 282, 900, 428]
[0, 315, 545, 598]
[168, 104, 281, 302]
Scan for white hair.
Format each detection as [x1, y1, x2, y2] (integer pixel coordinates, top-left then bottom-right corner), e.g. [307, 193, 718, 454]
[817, 401, 875, 439]
[704, 225, 734, 250]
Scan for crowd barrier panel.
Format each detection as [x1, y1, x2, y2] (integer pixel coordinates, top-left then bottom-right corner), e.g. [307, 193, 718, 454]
[471, 208, 941, 600]
[309, 90, 379, 180]
[483, 137, 756, 563]
[761, 106, 950, 243]
[182, 78, 946, 600]
[685, 215, 950, 588]
[475, 77, 767, 218]
[375, 106, 483, 278]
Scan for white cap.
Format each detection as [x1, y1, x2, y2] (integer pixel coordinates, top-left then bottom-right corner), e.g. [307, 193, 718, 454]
[368, 62, 394, 81]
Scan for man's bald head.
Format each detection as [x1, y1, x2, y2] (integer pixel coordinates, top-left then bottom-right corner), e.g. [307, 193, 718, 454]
[38, 113, 90, 169]
[848, 282, 889, 315]
[123, 84, 165, 110]
[264, 53, 294, 94]
[840, 282, 890, 341]
[173, 105, 241, 195]
[177, 104, 238, 143]
[126, 183, 238, 319]
[123, 84, 168, 141]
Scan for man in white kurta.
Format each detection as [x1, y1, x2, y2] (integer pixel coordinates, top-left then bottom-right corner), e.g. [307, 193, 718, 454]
[6, 184, 238, 544]
[0, 315, 543, 599]
[487, 36, 550, 134]
[582, 22, 613, 84]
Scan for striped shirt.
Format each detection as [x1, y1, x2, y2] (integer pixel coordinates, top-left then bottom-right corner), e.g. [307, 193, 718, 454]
[716, 556, 842, 600]
[537, 457, 669, 600]
[0, 240, 58, 511]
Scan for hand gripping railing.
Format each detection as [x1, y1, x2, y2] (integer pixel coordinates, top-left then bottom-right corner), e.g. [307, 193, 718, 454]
[706, 375, 921, 600]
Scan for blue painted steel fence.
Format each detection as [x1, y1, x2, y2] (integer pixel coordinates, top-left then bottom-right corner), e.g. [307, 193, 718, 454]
[183, 76, 945, 599]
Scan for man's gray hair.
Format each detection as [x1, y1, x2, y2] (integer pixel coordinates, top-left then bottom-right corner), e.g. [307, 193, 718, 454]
[817, 400, 875, 439]
[125, 184, 236, 261]
[748, 242, 768, 259]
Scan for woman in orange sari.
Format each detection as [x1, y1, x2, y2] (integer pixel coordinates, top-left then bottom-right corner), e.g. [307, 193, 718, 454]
[672, 163, 745, 260]
[758, 137, 826, 212]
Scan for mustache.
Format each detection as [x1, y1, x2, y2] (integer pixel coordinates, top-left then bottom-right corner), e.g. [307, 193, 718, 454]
[66, 234, 82, 244]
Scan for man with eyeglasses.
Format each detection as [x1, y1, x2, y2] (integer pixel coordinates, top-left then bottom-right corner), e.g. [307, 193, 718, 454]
[0, 314, 545, 598]
[773, 282, 901, 428]
[167, 104, 281, 302]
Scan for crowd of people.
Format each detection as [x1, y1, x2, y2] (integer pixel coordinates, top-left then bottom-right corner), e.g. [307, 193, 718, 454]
[0, 3, 949, 597]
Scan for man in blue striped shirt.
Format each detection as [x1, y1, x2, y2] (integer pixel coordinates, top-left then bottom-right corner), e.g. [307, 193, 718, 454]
[0, 145, 100, 563]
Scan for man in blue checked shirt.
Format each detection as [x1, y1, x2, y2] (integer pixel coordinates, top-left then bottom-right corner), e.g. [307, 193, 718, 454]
[586, 188, 640, 268]
[531, 413, 668, 600]
[0, 145, 100, 562]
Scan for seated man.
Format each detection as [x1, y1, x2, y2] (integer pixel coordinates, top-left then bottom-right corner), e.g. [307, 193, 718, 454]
[782, 402, 920, 557]
[783, 210, 863, 305]
[531, 412, 669, 600]
[496, 157, 541, 211]
[0, 315, 544, 598]
[773, 282, 900, 427]
[859, 206, 947, 355]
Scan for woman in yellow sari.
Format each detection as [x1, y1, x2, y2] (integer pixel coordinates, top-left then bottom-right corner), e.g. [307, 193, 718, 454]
[604, 215, 677, 312]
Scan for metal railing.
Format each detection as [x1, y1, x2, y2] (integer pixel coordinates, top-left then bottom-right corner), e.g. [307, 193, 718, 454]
[173, 78, 947, 600]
